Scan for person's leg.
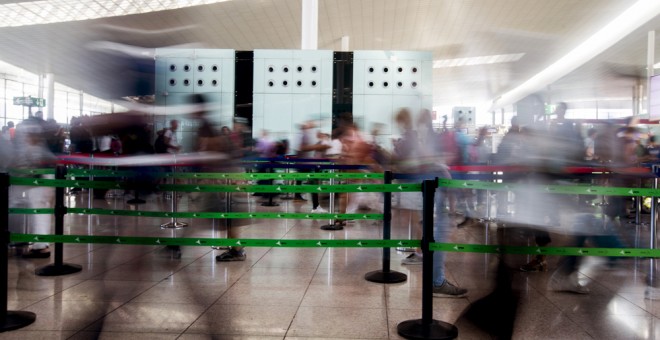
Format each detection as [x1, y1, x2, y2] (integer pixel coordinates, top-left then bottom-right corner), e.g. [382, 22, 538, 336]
[23, 185, 54, 257]
[520, 230, 551, 272]
[433, 189, 467, 297]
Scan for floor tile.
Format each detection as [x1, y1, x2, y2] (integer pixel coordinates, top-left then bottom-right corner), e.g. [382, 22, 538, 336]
[288, 306, 388, 339]
[301, 284, 385, 308]
[216, 284, 305, 306]
[186, 304, 298, 336]
[84, 302, 205, 333]
[22, 299, 121, 331]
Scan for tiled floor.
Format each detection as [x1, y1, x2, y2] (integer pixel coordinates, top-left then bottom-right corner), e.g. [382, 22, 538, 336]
[5, 189, 660, 339]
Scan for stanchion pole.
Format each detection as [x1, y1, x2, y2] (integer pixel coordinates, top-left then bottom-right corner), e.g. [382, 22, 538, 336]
[365, 171, 407, 283]
[161, 155, 188, 229]
[646, 167, 660, 299]
[36, 165, 82, 276]
[398, 179, 457, 340]
[0, 172, 36, 331]
[321, 168, 342, 230]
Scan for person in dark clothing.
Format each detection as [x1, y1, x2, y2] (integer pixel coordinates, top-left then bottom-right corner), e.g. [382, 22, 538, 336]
[69, 117, 94, 154]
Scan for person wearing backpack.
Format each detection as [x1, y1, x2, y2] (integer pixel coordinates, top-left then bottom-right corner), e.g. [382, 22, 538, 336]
[157, 120, 181, 154]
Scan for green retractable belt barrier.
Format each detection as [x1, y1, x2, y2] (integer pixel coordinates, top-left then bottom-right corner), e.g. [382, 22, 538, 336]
[438, 178, 660, 197]
[8, 177, 420, 193]
[9, 207, 382, 220]
[7, 234, 660, 257]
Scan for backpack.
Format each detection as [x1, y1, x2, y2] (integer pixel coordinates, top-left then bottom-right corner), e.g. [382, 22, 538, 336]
[154, 129, 168, 153]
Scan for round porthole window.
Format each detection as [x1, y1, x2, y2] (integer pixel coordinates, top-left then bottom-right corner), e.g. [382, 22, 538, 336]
[183, 65, 191, 72]
[169, 79, 176, 86]
[211, 80, 218, 86]
[397, 81, 403, 88]
[197, 79, 204, 86]
[397, 67, 403, 73]
[169, 64, 176, 72]
[368, 67, 374, 73]
[282, 80, 288, 87]
[197, 65, 204, 72]
[268, 80, 274, 87]
[411, 81, 418, 88]
[311, 80, 317, 87]
[212, 65, 219, 72]
[297, 66, 303, 72]
[383, 81, 389, 87]
[268, 66, 274, 72]
[383, 67, 389, 73]
[296, 80, 302, 87]
[368, 81, 374, 87]
[412, 67, 418, 73]
[183, 79, 190, 86]
[283, 66, 289, 73]
[311, 66, 317, 72]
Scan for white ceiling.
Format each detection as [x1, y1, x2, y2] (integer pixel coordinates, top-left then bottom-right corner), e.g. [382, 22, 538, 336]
[0, 0, 657, 112]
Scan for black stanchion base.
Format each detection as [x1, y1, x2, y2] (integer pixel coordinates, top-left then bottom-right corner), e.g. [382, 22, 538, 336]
[260, 202, 280, 207]
[320, 223, 343, 231]
[0, 311, 36, 332]
[364, 270, 407, 283]
[397, 319, 458, 340]
[35, 263, 83, 276]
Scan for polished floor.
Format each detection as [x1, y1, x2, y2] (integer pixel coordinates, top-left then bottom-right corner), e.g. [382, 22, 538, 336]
[5, 188, 660, 339]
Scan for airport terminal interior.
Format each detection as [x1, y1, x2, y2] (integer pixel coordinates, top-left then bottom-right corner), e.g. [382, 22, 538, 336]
[4, 0, 660, 339]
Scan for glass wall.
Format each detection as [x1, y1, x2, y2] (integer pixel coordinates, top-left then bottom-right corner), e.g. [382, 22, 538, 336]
[0, 60, 117, 127]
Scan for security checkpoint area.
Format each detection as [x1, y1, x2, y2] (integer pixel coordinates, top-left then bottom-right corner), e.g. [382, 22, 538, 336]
[2, 1, 660, 340]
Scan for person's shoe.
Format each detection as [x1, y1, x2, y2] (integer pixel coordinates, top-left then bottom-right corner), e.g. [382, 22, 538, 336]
[311, 207, 328, 213]
[433, 280, 468, 298]
[520, 258, 547, 272]
[548, 272, 589, 294]
[401, 253, 423, 265]
[294, 195, 307, 201]
[216, 250, 246, 262]
[457, 217, 478, 228]
[22, 247, 50, 259]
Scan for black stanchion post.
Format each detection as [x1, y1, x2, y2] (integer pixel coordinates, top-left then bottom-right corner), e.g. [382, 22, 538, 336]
[365, 171, 407, 283]
[0, 172, 36, 331]
[398, 179, 457, 340]
[36, 165, 82, 276]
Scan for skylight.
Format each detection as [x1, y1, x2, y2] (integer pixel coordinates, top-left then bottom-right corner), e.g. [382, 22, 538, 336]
[0, 0, 230, 28]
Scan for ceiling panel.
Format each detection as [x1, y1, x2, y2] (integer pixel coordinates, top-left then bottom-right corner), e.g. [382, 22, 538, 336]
[0, 0, 654, 112]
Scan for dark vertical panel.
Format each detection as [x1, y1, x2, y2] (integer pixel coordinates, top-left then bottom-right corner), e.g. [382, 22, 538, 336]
[332, 51, 353, 130]
[234, 51, 254, 127]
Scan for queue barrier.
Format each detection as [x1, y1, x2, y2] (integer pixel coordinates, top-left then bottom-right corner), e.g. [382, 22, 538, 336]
[6, 167, 660, 339]
[8, 233, 660, 257]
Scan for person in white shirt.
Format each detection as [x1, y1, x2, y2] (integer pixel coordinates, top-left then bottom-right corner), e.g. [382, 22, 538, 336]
[163, 120, 181, 154]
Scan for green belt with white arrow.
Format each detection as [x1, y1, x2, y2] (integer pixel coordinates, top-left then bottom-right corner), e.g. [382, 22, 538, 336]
[8, 234, 659, 257]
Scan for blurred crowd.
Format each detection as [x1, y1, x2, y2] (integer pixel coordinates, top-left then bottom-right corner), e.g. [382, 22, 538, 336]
[0, 98, 655, 299]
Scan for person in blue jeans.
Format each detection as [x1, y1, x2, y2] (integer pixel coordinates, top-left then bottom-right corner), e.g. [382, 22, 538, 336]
[432, 173, 468, 298]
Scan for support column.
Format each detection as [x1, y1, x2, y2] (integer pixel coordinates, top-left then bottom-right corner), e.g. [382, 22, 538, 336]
[647, 30, 655, 115]
[341, 36, 350, 52]
[46, 73, 55, 121]
[301, 0, 318, 50]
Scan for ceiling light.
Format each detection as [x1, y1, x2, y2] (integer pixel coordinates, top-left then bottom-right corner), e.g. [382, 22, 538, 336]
[0, 0, 231, 28]
[433, 53, 525, 68]
[492, 0, 660, 109]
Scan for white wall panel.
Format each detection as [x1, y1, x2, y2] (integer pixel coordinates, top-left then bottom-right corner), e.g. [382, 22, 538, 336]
[262, 93, 293, 139]
[353, 50, 433, 152]
[253, 49, 333, 146]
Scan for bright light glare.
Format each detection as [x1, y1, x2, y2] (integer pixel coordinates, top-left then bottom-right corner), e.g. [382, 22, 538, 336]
[0, 0, 231, 28]
[433, 53, 525, 68]
[493, 0, 660, 109]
